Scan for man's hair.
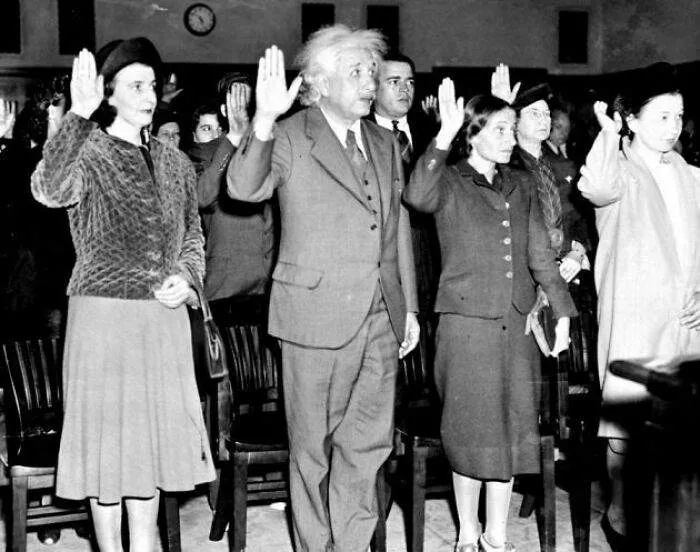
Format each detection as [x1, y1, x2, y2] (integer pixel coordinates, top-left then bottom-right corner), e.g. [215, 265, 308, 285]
[190, 101, 220, 133]
[294, 24, 387, 106]
[381, 51, 415, 75]
[216, 72, 251, 105]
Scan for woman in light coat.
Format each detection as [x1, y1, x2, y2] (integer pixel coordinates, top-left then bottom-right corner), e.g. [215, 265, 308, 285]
[578, 62, 700, 549]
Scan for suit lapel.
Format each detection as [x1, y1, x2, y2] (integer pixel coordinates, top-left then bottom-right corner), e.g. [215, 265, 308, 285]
[306, 107, 372, 212]
[362, 120, 393, 223]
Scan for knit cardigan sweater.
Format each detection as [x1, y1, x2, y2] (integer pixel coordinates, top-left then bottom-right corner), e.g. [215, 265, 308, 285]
[31, 112, 204, 300]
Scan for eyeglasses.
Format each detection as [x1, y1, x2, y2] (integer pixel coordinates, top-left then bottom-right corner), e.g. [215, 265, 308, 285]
[521, 108, 551, 121]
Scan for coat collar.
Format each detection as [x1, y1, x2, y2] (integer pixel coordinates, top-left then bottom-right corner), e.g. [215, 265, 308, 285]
[455, 158, 517, 197]
[305, 106, 392, 220]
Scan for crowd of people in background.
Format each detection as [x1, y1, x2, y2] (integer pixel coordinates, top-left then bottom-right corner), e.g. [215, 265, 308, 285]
[0, 24, 699, 552]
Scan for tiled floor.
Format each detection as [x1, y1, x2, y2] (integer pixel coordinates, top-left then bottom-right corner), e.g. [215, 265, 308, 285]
[0, 483, 613, 551]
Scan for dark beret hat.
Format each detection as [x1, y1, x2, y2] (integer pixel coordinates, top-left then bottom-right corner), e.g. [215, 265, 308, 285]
[617, 62, 680, 114]
[95, 37, 162, 83]
[511, 83, 553, 112]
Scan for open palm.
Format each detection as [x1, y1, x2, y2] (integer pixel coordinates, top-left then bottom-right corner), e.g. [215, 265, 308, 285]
[70, 49, 104, 120]
[255, 46, 302, 122]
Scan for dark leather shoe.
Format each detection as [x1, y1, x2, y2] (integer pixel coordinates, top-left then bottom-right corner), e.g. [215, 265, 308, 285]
[601, 513, 629, 552]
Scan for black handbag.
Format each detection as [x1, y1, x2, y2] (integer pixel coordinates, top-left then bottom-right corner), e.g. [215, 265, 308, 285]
[188, 283, 228, 381]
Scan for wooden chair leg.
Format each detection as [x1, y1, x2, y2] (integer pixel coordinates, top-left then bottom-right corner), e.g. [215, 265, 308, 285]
[536, 435, 556, 552]
[408, 446, 428, 552]
[570, 436, 592, 552]
[208, 467, 221, 510]
[159, 493, 181, 552]
[11, 474, 29, 552]
[519, 492, 537, 518]
[228, 452, 249, 552]
[371, 462, 389, 552]
[209, 460, 234, 540]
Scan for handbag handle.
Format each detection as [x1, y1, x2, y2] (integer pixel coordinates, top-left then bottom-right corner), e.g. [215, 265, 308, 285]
[190, 281, 223, 369]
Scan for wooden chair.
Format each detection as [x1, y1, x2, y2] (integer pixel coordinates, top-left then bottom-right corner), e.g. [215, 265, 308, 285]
[207, 295, 289, 552]
[0, 336, 182, 552]
[374, 317, 451, 552]
[519, 274, 601, 552]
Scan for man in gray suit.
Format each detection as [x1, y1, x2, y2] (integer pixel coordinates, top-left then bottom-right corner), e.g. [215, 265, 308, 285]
[227, 26, 419, 552]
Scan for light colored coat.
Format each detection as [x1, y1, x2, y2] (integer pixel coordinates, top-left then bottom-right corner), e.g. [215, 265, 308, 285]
[579, 131, 700, 437]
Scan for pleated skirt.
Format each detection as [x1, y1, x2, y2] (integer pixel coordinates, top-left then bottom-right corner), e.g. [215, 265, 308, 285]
[56, 296, 216, 503]
[435, 307, 541, 480]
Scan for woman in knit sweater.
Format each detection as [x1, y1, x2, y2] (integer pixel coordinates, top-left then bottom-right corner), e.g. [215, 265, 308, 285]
[31, 39, 214, 551]
[404, 80, 575, 552]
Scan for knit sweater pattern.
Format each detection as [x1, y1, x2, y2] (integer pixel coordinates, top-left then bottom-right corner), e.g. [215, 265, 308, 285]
[31, 112, 204, 300]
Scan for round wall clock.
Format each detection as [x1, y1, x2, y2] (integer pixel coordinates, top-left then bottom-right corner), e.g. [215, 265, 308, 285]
[184, 3, 216, 36]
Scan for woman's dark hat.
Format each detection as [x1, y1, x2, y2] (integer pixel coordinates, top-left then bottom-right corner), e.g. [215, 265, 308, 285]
[511, 83, 553, 112]
[95, 37, 162, 83]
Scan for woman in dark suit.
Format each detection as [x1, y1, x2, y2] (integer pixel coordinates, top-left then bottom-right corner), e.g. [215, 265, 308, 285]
[404, 80, 576, 552]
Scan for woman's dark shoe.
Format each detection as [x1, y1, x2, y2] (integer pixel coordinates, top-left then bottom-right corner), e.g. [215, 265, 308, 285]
[601, 512, 629, 552]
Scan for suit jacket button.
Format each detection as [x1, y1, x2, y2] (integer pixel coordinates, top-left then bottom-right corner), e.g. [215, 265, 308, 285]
[370, 223, 378, 230]
[503, 237, 511, 245]
[502, 220, 510, 227]
[505, 271, 513, 279]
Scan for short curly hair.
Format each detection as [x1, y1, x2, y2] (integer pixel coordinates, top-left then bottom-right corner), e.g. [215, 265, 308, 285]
[294, 24, 387, 106]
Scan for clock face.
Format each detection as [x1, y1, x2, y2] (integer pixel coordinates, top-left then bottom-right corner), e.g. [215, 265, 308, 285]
[184, 3, 216, 36]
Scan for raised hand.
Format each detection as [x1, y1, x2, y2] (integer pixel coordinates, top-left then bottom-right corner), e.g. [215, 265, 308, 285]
[0, 99, 17, 138]
[434, 78, 465, 148]
[490, 63, 521, 105]
[226, 82, 251, 141]
[592, 101, 622, 134]
[420, 94, 440, 124]
[255, 46, 302, 125]
[69, 49, 104, 120]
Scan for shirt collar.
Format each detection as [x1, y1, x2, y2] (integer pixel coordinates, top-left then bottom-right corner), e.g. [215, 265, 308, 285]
[319, 106, 366, 157]
[635, 140, 673, 170]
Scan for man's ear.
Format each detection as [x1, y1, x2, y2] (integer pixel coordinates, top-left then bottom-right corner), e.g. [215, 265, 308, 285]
[318, 75, 330, 98]
[220, 104, 227, 119]
[626, 114, 638, 135]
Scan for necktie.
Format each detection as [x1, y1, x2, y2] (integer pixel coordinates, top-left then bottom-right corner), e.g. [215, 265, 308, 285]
[391, 119, 413, 165]
[345, 129, 368, 179]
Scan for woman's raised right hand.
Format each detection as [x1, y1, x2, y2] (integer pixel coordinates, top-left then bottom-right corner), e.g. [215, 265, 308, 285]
[434, 77, 464, 149]
[593, 101, 622, 134]
[69, 49, 104, 120]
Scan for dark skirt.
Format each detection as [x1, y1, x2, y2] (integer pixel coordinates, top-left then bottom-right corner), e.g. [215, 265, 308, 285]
[55, 296, 216, 503]
[435, 307, 541, 480]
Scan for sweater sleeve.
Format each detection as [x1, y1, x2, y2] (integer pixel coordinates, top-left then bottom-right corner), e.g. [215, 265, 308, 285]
[527, 182, 578, 319]
[578, 130, 624, 207]
[402, 140, 450, 213]
[177, 160, 206, 289]
[31, 111, 96, 207]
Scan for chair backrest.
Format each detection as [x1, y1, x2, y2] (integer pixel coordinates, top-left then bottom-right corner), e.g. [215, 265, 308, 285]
[396, 317, 439, 409]
[0, 337, 63, 462]
[211, 295, 283, 416]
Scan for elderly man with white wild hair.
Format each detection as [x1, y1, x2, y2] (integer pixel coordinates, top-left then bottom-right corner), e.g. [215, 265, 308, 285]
[226, 25, 420, 551]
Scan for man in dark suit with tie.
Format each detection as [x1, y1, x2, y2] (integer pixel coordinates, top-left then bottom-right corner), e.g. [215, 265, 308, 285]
[372, 52, 440, 315]
[227, 26, 419, 552]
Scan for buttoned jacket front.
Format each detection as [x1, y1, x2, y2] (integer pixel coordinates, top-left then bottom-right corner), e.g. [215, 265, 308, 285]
[404, 143, 576, 320]
[227, 106, 418, 348]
